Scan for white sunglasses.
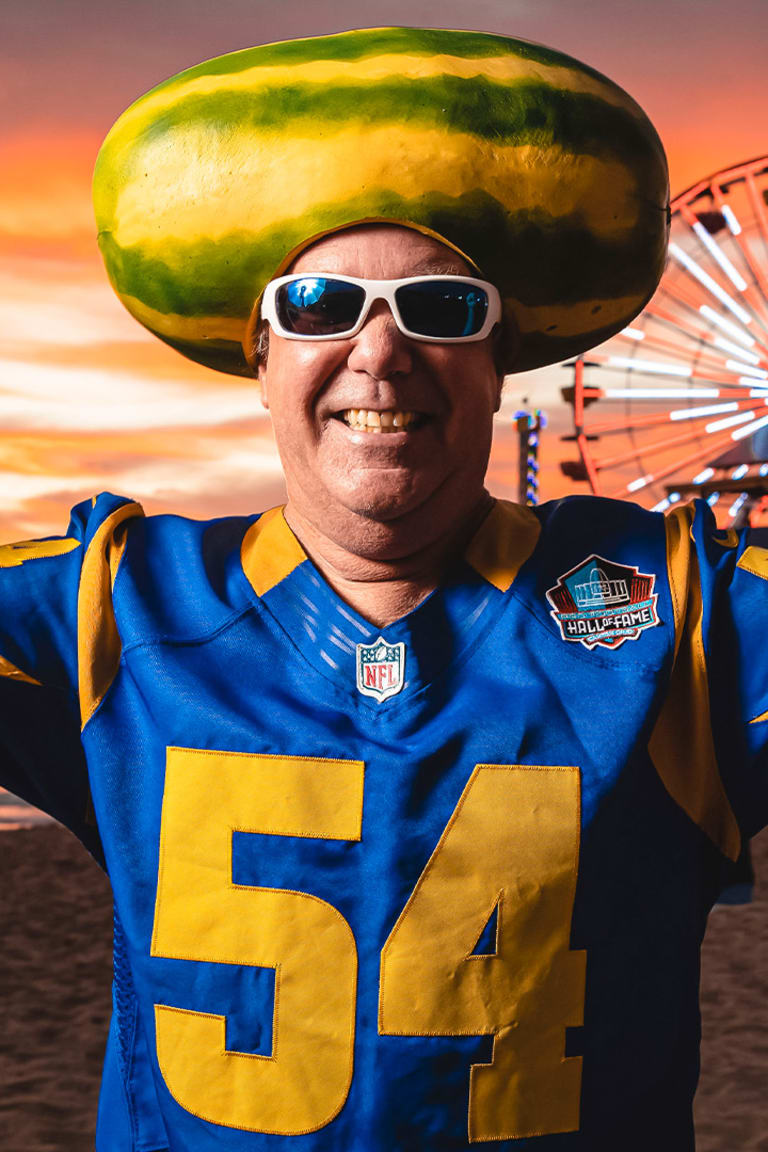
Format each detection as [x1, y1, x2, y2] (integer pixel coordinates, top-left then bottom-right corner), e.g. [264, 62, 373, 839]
[260, 274, 502, 343]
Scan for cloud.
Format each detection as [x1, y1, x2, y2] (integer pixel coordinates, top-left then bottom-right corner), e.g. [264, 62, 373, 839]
[0, 358, 263, 431]
[0, 271, 151, 349]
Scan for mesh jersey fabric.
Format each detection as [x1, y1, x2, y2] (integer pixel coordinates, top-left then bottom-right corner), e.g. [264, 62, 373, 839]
[0, 490, 767, 1151]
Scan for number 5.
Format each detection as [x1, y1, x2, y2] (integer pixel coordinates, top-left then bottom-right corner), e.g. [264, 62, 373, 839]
[151, 749, 363, 1133]
[152, 752, 585, 1141]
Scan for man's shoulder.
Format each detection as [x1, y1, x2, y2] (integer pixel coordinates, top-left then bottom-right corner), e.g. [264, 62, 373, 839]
[485, 497, 673, 662]
[532, 492, 662, 534]
[491, 494, 666, 581]
[84, 493, 270, 649]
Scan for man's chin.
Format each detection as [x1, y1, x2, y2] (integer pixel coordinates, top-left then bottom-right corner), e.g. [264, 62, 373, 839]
[338, 480, 436, 525]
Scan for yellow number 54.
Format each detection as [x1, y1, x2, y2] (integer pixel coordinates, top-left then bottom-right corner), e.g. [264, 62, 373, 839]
[151, 750, 585, 1142]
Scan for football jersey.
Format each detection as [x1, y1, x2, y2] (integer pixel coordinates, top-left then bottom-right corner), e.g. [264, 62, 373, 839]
[1, 491, 767, 1152]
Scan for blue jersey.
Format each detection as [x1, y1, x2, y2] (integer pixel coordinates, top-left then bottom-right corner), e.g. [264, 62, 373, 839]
[1, 492, 767, 1151]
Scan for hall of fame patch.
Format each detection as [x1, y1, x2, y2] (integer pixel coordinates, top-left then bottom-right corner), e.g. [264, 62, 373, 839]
[546, 554, 659, 650]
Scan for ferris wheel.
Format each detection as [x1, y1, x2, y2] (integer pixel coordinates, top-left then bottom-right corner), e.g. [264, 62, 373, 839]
[564, 156, 768, 525]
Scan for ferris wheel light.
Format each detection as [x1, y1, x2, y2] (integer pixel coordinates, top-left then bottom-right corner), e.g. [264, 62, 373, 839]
[699, 305, 754, 346]
[705, 410, 755, 433]
[651, 497, 672, 512]
[707, 493, 721, 507]
[621, 327, 646, 341]
[607, 356, 691, 377]
[606, 387, 719, 399]
[693, 468, 716, 484]
[760, 464, 768, 477]
[670, 243, 752, 325]
[721, 204, 742, 236]
[731, 464, 750, 480]
[726, 360, 768, 379]
[627, 474, 653, 492]
[714, 338, 761, 364]
[731, 411, 768, 440]
[691, 222, 749, 291]
[669, 402, 738, 421]
[729, 493, 748, 517]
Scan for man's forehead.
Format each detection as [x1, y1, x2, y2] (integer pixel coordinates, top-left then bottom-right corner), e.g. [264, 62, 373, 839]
[288, 225, 477, 278]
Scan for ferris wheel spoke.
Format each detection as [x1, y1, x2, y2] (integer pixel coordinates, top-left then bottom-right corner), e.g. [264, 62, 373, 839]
[746, 174, 768, 249]
[681, 204, 749, 292]
[604, 427, 742, 498]
[594, 406, 767, 471]
[585, 400, 748, 437]
[713, 187, 768, 301]
[697, 303, 760, 351]
[669, 242, 755, 326]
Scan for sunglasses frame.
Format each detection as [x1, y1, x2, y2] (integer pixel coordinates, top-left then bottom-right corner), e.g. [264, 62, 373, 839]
[260, 273, 502, 343]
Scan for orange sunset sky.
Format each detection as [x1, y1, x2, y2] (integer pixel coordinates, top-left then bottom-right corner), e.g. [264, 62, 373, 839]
[2, 0, 766, 541]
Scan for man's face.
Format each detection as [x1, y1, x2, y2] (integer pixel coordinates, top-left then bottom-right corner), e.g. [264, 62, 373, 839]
[258, 225, 504, 545]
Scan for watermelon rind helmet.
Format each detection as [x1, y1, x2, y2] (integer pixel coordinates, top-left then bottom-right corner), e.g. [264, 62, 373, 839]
[93, 26, 670, 377]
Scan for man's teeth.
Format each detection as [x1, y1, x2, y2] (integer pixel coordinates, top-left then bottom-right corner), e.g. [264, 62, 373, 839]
[342, 409, 417, 433]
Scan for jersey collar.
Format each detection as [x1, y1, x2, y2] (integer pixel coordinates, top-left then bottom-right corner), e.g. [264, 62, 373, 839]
[239, 500, 541, 705]
[240, 499, 541, 602]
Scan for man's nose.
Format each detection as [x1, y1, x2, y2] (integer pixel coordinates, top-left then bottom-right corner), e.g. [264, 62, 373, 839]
[346, 300, 413, 377]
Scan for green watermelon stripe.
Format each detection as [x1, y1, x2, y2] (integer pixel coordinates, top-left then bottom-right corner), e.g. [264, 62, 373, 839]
[148, 28, 612, 92]
[99, 186, 666, 319]
[156, 334, 254, 378]
[128, 78, 662, 175]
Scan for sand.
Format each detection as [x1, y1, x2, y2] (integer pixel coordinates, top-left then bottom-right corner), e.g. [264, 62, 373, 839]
[1, 820, 767, 1150]
[0, 824, 112, 1151]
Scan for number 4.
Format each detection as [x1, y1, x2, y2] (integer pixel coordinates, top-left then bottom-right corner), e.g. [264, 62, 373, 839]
[380, 764, 585, 1141]
[152, 752, 585, 1141]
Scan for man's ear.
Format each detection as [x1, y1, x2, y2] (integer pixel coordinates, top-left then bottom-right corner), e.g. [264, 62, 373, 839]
[257, 358, 270, 409]
[491, 327, 511, 412]
[493, 372, 504, 414]
[492, 311, 519, 388]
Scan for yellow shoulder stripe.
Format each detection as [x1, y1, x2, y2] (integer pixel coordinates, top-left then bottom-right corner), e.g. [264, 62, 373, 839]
[465, 500, 541, 593]
[0, 536, 81, 688]
[0, 653, 42, 687]
[659, 503, 690, 660]
[241, 507, 307, 597]
[749, 709, 768, 725]
[0, 538, 80, 568]
[713, 528, 739, 548]
[648, 504, 741, 861]
[736, 545, 768, 580]
[78, 501, 144, 729]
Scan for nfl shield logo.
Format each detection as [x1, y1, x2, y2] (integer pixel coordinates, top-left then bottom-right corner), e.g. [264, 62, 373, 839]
[356, 637, 406, 702]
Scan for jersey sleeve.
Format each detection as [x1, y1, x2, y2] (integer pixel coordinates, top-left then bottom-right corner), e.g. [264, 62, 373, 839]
[649, 499, 768, 857]
[0, 492, 142, 853]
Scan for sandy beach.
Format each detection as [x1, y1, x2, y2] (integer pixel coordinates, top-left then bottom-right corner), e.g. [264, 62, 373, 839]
[1, 816, 767, 1150]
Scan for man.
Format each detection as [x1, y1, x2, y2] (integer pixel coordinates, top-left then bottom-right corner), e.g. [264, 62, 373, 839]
[2, 25, 766, 1152]
[251, 223, 506, 628]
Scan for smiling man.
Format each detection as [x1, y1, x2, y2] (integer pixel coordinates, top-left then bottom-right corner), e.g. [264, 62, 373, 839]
[2, 25, 768, 1152]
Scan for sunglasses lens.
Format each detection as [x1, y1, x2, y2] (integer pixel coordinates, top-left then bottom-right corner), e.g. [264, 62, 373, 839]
[276, 277, 366, 335]
[395, 281, 489, 338]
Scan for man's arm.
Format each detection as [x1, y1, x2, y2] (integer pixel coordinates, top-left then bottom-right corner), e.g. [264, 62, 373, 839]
[0, 492, 141, 856]
[657, 500, 768, 848]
